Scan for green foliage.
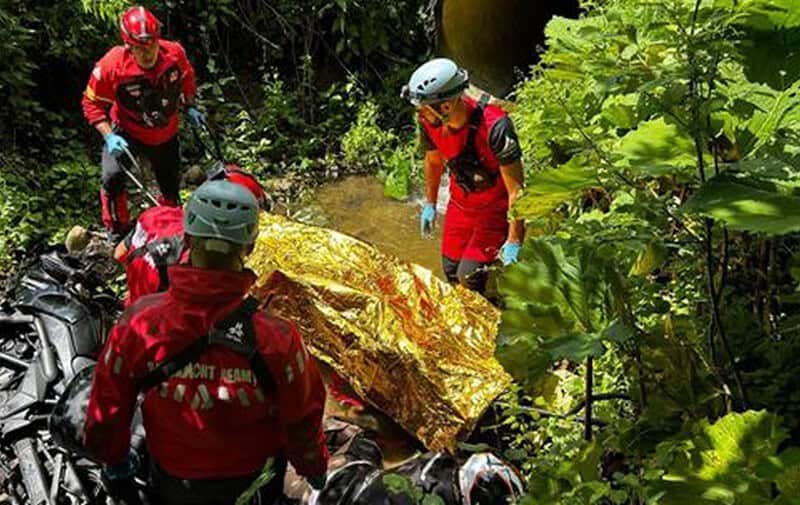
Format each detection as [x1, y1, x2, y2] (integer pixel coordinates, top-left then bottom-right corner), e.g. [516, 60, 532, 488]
[383, 473, 446, 505]
[617, 118, 698, 178]
[80, 0, 127, 22]
[381, 144, 416, 200]
[511, 156, 601, 220]
[504, 0, 800, 502]
[684, 172, 800, 235]
[0, 154, 99, 270]
[522, 410, 800, 505]
[236, 459, 275, 505]
[498, 238, 633, 385]
[341, 101, 398, 170]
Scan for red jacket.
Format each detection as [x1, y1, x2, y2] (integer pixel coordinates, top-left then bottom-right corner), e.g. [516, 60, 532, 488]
[119, 205, 186, 306]
[84, 266, 329, 480]
[420, 96, 511, 212]
[82, 40, 197, 145]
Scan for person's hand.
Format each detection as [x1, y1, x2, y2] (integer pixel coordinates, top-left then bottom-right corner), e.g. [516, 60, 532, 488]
[186, 105, 207, 127]
[420, 202, 436, 237]
[102, 450, 140, 482]
[500, 241, 521, 266]
[308, 474, 327, 491]
[104, 133, 129, 158]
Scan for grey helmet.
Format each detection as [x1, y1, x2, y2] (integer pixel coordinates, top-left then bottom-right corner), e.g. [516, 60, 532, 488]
[402, 58, 469, 106]
[184, 179, 260, 249]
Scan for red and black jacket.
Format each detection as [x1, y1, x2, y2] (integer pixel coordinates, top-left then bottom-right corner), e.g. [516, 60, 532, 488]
[82, 40, 197, 145]
[84, 266, 329, 480]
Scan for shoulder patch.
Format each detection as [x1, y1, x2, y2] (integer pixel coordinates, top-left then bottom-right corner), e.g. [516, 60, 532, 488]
[497, 135, 520, 161]
[92, 66, 102, 81]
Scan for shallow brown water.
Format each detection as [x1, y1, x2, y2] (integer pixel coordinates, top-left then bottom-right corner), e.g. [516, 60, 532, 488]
[299, 176, 445, 278]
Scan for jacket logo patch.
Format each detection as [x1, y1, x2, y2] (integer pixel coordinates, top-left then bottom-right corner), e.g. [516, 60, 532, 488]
[226, 322, 245, 344]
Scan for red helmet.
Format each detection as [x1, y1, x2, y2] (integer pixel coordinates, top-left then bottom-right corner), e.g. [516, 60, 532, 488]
[120, 6, 161, 47]
[207, 162, 270, 210]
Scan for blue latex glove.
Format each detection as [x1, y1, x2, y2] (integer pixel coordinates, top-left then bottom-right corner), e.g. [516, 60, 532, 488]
[104, 133, 129, 158]
[500, 242, 521, 266]
[102, 450, 140, 481]
[186, 105, 207, 127]
[308, 474, 327, 491]
[420, 203, 436, 237]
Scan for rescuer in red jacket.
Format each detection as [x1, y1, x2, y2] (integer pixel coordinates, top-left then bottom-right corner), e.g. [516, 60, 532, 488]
[84, 179, 329, 504]
[82, 6, 204, 241]
[402, 58, 525, 294]
[113, 164, 268, 306]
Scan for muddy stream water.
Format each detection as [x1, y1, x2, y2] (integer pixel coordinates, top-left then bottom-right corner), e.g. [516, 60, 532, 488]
[290, 176, 445, 279]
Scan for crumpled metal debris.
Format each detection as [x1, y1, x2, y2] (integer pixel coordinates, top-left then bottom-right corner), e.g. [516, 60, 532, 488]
[247, 214, 511, 452]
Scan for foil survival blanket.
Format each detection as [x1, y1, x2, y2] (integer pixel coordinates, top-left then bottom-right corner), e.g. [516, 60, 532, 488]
[247, 214, 511, 452]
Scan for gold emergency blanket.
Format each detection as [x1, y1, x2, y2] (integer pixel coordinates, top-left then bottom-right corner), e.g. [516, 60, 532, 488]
[247, 214, 511, 452]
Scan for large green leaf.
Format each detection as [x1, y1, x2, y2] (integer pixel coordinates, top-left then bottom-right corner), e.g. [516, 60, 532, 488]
[731, 0, 800, 87]
[720, 64, 800, 154]
[498, 238, 630, 385]
[512, 156, 600, 220]
[617, 118, 698, 177]
[683, 172, 800, 235]
[651, 411, 788, 505]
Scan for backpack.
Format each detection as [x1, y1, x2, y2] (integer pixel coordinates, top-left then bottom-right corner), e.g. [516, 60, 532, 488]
[445, 94, 498, 194]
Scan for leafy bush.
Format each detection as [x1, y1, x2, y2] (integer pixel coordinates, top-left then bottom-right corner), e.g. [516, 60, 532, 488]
[341, 101, 398, 169]
[0, 154, 99, 270]
[501, 0, 800, 502]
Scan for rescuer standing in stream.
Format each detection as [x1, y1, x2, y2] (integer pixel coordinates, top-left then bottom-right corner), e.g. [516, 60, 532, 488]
[402, 58, 525, 294]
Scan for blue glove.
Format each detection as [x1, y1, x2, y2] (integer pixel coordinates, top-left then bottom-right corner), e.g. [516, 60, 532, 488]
[102, 450, 140, 481]
[500, 242, 521, 266]
[308, 474, 327, 491]
[187, 105, 207, 127]
[420, 203, 436, 237]
[104, 133, 129, 158]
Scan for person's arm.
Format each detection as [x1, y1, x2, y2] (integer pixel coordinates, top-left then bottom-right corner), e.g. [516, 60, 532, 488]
[82, 55, 116, 139]
[267, 319, 328, 478]
[83, 320, 142, 465]
[424, 149, 445, 205]
[500, 161, 525, 244]
[174, 42, 197, 106]
[489, 116, 525, 244]
[418, 121, 443, 205]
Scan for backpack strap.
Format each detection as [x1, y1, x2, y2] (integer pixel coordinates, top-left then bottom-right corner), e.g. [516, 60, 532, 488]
[138, 296, 274, 393]
[126, 235, 183, 292]
[465, 93, 490, 148]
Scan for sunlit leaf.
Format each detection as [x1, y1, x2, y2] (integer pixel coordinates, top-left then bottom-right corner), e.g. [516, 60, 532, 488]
[618, 118, 698, 177]
[512, 157, 600, 220]
[683, 173, 800, 235]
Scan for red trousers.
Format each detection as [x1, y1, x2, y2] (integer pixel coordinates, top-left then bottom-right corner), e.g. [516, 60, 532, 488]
[441, 203, 508, 264]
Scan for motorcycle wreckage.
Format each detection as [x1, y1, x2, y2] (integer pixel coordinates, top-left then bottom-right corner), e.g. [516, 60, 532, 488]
[0, 249, 146, 504]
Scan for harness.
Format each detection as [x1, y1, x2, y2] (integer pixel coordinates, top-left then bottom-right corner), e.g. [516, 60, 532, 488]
[116, 64, 182, 128]
[446, 94, 498, 194]
[138, 296, 275, 395]
[126, 235, 184, 292]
